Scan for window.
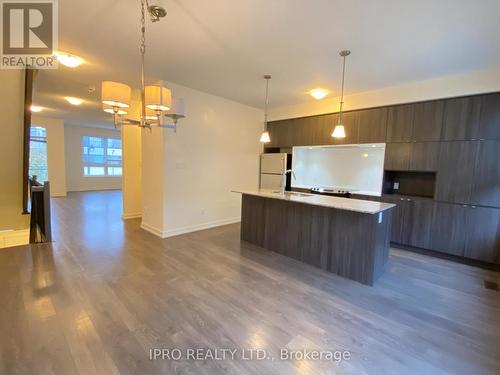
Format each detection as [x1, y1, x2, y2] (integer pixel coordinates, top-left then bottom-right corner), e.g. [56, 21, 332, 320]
[82, 136, 122, 176]
[29, 126, 48, 183]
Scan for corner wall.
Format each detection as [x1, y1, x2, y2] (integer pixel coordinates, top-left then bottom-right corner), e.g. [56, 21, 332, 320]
[162, 82, 263, 237]
[0, 70, 29, 231]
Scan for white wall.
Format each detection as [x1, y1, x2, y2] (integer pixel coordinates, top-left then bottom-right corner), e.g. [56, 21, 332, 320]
[292, 144, 386, 196]
[0, 70, 29, 231]
[31, 116, 67, 197]
[64, 124, 122, 192]
[122, 125, 142, 219]
[139, 81, 263, 238]
[269, 67, 500, 120]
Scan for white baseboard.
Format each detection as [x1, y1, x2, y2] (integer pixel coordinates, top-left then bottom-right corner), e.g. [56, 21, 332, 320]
[140, 217, 241, 239]
[122, 212, 142, 220]
[140, 222, 165, 237]
[0, 229, 29, 249]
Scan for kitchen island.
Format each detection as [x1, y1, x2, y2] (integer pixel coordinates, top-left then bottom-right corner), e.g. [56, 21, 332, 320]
[233, 190, 395, 285]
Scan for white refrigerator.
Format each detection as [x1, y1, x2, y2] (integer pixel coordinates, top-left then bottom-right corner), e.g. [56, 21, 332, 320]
[259, 153, 287, 190]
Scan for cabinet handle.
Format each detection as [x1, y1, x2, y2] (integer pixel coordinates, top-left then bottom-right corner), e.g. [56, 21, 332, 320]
[462, 205, 468, 208]
[406, 198, 411, 201]
[400, 198, 405, 201]
[471, 206, 476, 209]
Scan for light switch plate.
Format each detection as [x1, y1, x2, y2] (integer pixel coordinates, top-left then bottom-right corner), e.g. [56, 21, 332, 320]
[394, 182, 399, 190]
[378, 212, 383, 224]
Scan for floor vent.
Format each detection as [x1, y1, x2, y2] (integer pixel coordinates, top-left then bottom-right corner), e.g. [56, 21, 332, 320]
[484, 280, 499, 291]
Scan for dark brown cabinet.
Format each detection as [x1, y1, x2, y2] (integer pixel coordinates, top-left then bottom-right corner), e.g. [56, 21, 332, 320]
[408, 142, 439, 171]
[429, 202, 467, 256]
[412, 101, 444, 141]
[478, 93, 500, 140]
[387, 104, 414, 142]
[407, 198, 434, 249]
[464, 205, 500, 264]
[435, 141, 479, 204]
[441, 96, 481, 141]
[358, 107, 387, 143]
[385, 142, 439, 171]
[384, 143, 411, 170]
[471, 140, 500, 208]
[381, 196, 411, 244]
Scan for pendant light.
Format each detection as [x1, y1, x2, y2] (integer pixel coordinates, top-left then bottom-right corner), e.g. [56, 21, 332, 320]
[332, 50, 351, 138]
[100, 0, 185, 131]
[260, 75, 272, 143]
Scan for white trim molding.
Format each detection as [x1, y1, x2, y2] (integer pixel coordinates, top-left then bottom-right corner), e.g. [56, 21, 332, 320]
[122, 212, 142, 220]
[140, 217, 241, 239]
[0, 229, 29, 249]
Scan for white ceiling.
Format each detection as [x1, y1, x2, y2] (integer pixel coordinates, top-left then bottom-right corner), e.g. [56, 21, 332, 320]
[34, 0, 500, 127]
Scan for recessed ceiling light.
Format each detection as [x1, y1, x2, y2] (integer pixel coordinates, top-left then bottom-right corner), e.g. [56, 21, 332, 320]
[30, 105, 43, 112]
[309, 88, 330, 100]
[65, 96, 84, 105]
[55, 52, 83, 68]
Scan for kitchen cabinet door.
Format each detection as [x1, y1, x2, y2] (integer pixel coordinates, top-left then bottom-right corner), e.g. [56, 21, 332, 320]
[332, 111, 359, 145]
[435, 141, 478, 204]
[384, 143, 411, 170]
[381, 196, 411, 244]
[464, 205, 500, 264]
[471, 140, 500, 208]
[358, 107, 388, 144]
[409, 142, 439, 171]
[407, 198, 434, 249]
[478, 93, 500, 140]
[267, 120, 289, 148]
[412, 101, 444, 141]
[314, 113, 338, 146]
[387, 104, 414, 142]
[441, 96, 481, 141]
[429, 202, 466, 256]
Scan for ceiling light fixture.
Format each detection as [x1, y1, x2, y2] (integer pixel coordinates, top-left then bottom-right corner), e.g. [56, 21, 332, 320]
[64, 96, 84, 105]
[310, 88, 329, 100]
[30, 105, 43, 112]
[101, 0, 185, 130]
[332, 50, 351, 139]
[259, 75, 272, 143]
[55, 52, 83, 68]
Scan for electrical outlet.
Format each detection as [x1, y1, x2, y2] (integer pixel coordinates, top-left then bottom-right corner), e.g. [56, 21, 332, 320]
[394, 182, 399, 190]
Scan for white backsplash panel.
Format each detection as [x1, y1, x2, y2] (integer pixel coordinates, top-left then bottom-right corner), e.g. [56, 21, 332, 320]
[292, 143, 386, 196]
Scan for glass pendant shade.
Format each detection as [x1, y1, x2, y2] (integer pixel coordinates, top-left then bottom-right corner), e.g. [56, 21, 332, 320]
[103, 103, 127, 115]
[260, 131, 271, 143]
[102, 81, 131, 108]
[331, 125, 346, 138]
[145, 85, 172, 111]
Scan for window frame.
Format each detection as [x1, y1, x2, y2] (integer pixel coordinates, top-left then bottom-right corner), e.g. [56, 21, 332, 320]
[82, 135, 123, 177]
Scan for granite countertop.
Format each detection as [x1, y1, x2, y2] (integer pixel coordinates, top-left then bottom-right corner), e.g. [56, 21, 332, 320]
[232, 189, 395, 215]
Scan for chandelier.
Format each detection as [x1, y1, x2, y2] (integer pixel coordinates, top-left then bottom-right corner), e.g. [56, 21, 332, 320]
[101, 0, 185, 130]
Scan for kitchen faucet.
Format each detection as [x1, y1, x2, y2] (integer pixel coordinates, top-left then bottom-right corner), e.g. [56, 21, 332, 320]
[281, 169, 296, 195]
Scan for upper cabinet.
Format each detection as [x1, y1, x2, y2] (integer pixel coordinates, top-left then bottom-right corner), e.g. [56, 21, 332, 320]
[387, 104, 414, 142]
[441, 96, 481, 141]
[267, 92, 500, 149]
[478, 93, 500, 140]
[412, 101, 444, 141]
[358, 107, 388, 143]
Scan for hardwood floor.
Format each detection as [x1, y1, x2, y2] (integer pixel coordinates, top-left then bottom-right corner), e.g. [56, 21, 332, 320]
[1, 190, 499, 375]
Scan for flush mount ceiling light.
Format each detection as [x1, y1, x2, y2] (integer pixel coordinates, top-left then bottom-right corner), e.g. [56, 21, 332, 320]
[54, 52, 83, 68]
[30, 105, 43, 112]
[332, 50, 351, 139]
[309, 88, 330, 100]
[64, 96, 84, 105]
[259, 75, 272, 143]
[101, 0, 185, 130]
